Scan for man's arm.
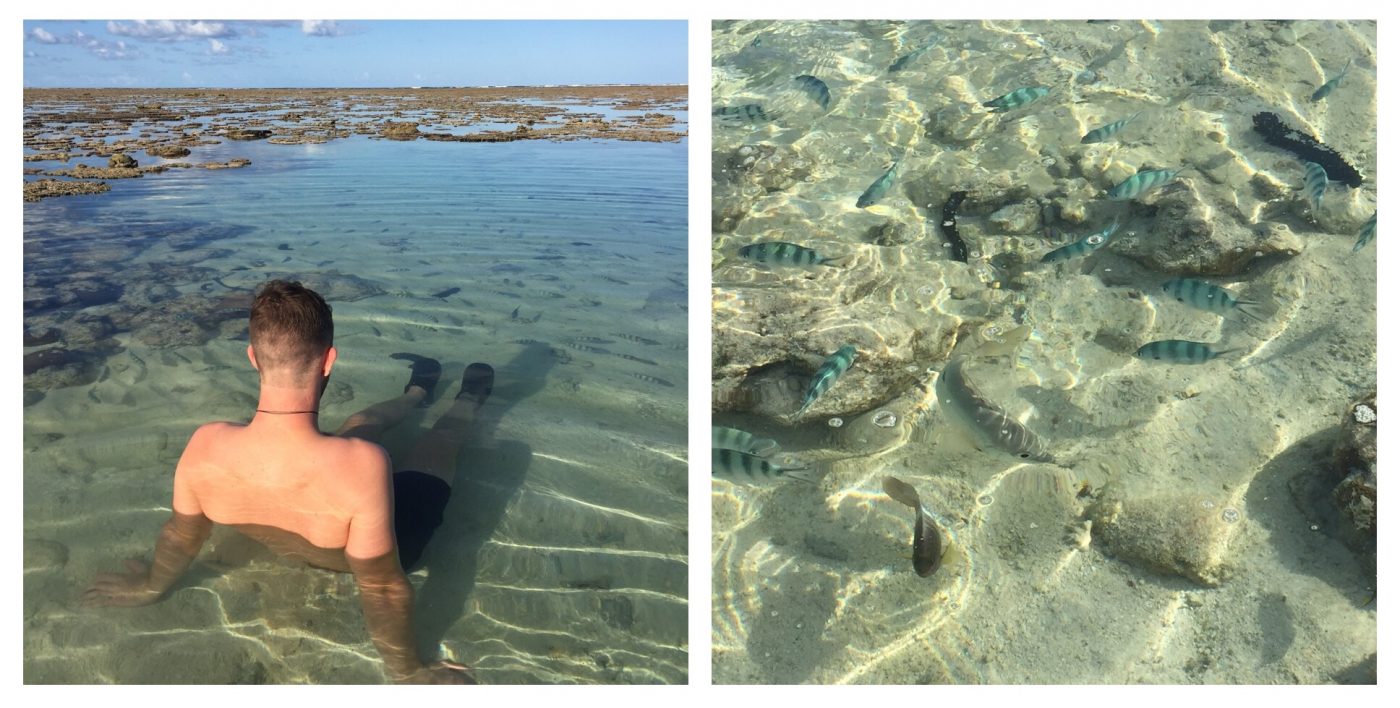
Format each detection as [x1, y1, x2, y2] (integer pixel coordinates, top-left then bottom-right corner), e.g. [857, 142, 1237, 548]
[344, 445, 470, 684]
[82, 436, 213, 607]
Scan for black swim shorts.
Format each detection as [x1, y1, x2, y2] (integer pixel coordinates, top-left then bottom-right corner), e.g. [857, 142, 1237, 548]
[392, 471, 451, 571]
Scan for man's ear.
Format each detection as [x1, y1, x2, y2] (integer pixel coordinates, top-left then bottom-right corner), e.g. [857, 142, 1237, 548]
[322, 346, 338, 378]
[247, 345, 259, 371]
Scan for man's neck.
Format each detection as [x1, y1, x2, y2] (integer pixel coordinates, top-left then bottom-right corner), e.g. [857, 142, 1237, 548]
[250, 381, 324, 433]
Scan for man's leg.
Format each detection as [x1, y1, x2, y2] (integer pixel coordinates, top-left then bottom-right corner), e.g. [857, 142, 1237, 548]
[335, 354, 441, 442]
[396, 363, 494, 487]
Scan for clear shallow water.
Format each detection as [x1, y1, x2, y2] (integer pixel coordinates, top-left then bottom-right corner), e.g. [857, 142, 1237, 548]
[711, 20, 1375, 685]
[24, 131, 687, 684]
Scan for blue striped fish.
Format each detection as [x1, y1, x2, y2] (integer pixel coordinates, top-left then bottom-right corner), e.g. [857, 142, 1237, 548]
[1040, 218, 1120, 263]
[711, 425, 779, 456]
[713, 104, 771, 122]
[1107, 167, 1182, 200]
[983, 86, 1049, 112]
[1353, 212, 1376, 253]
[888, 35, 941, 73]
[737, 241, 839, 267]
[1310, 59, 1352, 102]
[795, 74, 831, 110]
[797, 344, 858, 415]
[712, 448, 819, 485]
[1134, 339, 1238, 363]
[1080, 112, 1141, 144]
[1160, 277, 1269, 322]
[1302, 161, 1329, 211]
[856, 153, 903, 208]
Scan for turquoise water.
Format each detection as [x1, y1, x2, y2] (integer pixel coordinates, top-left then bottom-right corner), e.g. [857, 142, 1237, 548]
[712, 20, 1375, 685]
[24, 124, 688, 683]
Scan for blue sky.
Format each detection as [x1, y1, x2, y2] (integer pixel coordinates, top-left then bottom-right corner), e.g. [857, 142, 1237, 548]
[21, 20, 687, 87]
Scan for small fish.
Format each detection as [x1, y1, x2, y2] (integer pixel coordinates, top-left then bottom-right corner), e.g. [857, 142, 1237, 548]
[431, 286, 461, 299]
[615, 353, 658, 366]
[982, 86, 1049, 113]
[1106, 167, 1182, 200]
[570, 241, 592, 246]
[856, 152, 903, 208]
[1302, 161, 1329, 211]
[1040, 218, 1120, 263]
[936, 353, 1053, 462]
[602, 275, 630, 285]
[737, 241, 839, 268]
[794, 74, 831, 110]
[797, 344, 858, 416]
[568, 336, 614, 344]
[1310, 59, 1352, 102]
[612, 332, 661, 346]
[627, 372, 674, 387]
[1134, 339, 1239, 363]
[713, 104, 771, 122]
[510, 306, 520, 320]
[277, 243, 292, 251]
[1080, 112, 1141, 144]
[882, 476, 942, 577]
[562, 342, 611, 355]
[711, 426, 780, 457]
[887, 35, 941, 73]
[1353, 212, 1376, 253]
[712, 448, 817, 484]
[1160, 277, 1269, 322]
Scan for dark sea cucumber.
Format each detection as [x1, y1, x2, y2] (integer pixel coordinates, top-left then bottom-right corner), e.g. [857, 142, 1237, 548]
[1252, 112, 1363, 188]
[940, 190, 970, 263]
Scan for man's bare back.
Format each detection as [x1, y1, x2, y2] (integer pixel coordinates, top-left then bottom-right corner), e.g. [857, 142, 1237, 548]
[180, 420, 389, 572]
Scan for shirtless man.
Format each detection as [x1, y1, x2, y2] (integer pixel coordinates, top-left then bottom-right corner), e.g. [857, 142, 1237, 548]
[81, 280, 493, 684]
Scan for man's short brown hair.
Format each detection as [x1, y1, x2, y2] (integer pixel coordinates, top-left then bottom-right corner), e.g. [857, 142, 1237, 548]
[249, 280, 333, 380]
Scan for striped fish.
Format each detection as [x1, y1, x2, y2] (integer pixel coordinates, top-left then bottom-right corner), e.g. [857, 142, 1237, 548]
[935, 355, 1053, 461]
[1040, 218, 1120, 263]
[1160, 277, 1269, 322]
[888, 35, 941, 72]
[883, 476, 943, 577]
[1302, 161, 1329, 211]
[797, 344, 858, 416]
[856, 152, 903, 208]
[711, 425, 780, 456]
[1353, 212, 1376, 253]
[1134, 339, 1239, 363]
[795, 74, 831, 110]
[712, 448, 818, 484]
[982, 86, 1049, 113]
[737, 241, 839, 268]
[626, 372, 674, 387]
[713, 104, 771, 122]
[1310, 59, 1352, 102]
[612, 332, 662, 346]
[1080, 112, 1141, 144]
[1107, 167, 1182, 200]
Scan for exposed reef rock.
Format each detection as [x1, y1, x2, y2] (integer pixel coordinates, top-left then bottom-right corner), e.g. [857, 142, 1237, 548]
[23, 179, 110, 202]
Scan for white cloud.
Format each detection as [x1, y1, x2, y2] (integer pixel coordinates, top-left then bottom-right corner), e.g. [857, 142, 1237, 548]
[29, 27, 58, 43]
[210, 39, 229, 54]
[301, 20, 346, 37]
[107, 20, 235, 42]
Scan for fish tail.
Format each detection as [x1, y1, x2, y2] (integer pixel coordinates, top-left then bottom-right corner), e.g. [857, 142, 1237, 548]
[1233, 298, 1273, 323]
[882, 476, 922, 508]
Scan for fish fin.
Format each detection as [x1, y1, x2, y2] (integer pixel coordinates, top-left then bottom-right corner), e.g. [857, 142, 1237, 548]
[933, 413, 984, 456]
[951, 324, 1033, 360]
[1232, 298, 1275, 323]
[785, 464, 824, 485]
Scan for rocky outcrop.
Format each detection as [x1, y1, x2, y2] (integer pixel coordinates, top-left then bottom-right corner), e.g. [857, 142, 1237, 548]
[107, 153, 137, 168]
[1332, 391, 1376, 560]
[225, 128, 272, 141]
[379, 121, 422, 140]
[146, 145, 191, 158]
[23, 179, 110, 202]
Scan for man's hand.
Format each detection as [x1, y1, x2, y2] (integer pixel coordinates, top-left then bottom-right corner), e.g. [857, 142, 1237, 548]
[81, 559, 162, 608]
[398, 660, 476, 685]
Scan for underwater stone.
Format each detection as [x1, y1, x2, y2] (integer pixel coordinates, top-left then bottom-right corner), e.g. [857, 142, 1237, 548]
[1112, 187, 1303, 276]
[869, 219, 914, 246]
[1331, 389, 1376, 557]
[988, 200, 1041, 234]
[1089, 487, 1241, 586]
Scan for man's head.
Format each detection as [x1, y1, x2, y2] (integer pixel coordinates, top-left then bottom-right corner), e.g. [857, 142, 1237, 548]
[247, 280, 335, 386]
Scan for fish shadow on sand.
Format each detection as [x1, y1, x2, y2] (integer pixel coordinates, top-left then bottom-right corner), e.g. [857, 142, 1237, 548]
[409, 342, 556, 659]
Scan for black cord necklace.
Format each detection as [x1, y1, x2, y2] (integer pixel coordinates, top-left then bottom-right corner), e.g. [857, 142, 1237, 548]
[255, 409, 319, 415]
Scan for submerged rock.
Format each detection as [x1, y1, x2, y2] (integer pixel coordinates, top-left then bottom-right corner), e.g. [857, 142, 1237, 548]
[23, 179, 111, 202]
[108, 153, 137, 168]
[1111, 184, 1305, 275]
[147, 145, 192, 159]
[1089, 486, 1243, 586]
[1332, 390, 1376, 559]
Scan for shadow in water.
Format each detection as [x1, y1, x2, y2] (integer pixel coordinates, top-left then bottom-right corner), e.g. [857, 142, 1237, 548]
[407, 342, 555, 657]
